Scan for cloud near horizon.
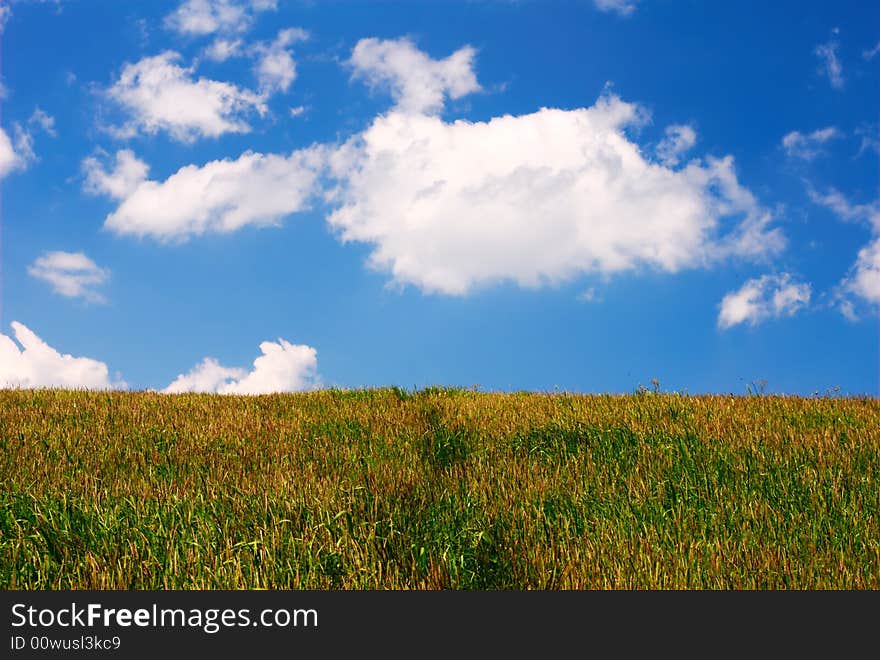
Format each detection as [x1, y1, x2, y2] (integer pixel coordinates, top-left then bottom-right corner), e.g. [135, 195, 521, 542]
[0, 321, 319, 394]
[164, 339, 319, 394]
[0, 322, 118, 389]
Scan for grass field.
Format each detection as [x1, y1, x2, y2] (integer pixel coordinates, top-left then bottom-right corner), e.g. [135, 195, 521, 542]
[1, 387, 878, 589]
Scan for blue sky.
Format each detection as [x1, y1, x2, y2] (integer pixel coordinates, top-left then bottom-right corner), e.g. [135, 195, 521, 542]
[0, 0, 877, 395]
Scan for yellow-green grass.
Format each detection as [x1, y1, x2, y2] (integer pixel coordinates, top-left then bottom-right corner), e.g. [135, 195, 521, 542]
[1, 388, 878, 589]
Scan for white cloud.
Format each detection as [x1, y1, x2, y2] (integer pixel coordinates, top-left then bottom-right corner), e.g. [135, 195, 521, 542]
[807, 186, 880, 317]
[856, 124, 880, 157]
[105, 51, 267, 143]
[349, 37, 481, 114]
[28, 107, 56, 136]
[0, 0, 66, 35]
[164, 0, 276, 37]
[594, 0, 637, 16]
[94, 147, 324, 241]
[656, 124, 696, 166]
[718, 274, 811, 329]
[82, 149, 150, 199]
[842, 238, 880, 306]
[164, 339, 319, 394]
[162, 358, 245, 393]
[0, 107, 57, 176]
[0, 322, 117, 389]
[289, 105, 308, 118]
[840, 237, 880, 310]
[204, 37, 244, 62]
[815, 36, 844, 90]
[782, 126, 840, 160]
[252, 27, 308, 95]
[577, 287, 601, 303]
[27, 251, 110, 303]
[0, 5, 10, 33]
[326, 94, 783, 295]
[11, 123, 36, 164]
[808, 187, 880, 229]
[0, 127, 20, 179]
[863, 41, 880, 61]
[838, 298, 858, 321]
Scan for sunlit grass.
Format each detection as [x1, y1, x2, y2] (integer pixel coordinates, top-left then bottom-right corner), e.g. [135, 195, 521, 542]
[1, 388, 877, 588]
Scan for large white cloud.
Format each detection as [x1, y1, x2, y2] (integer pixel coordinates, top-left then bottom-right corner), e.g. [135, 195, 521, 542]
[349, 37, 481, 115]
[90, 147, 324, 241]
[325, 94, 784, 295]
[164, 0, 276, 37]
[0, 322, 117, 389]
[105, 51, 267, 142]
[717, 274, 811, 329]
[27, 251, 109, 303]
[164, 339, 319, 394]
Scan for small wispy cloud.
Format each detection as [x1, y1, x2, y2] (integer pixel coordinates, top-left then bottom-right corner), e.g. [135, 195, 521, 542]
[807, 186, 880, 228]
[593, 0, 637, 17]
[815, 30, 844, 90]
[27, 251, 110, 303]
[781, 126, 840, 160]
[0, 107, 57, 179]
[577, 287, 601, 303]
[863, 40, 880, 61]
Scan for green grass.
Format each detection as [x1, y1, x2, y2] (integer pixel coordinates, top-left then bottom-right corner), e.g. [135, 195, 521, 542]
[0, 388, 878, 588]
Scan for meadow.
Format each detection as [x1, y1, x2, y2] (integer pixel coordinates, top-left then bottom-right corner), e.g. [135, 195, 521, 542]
[1, 387, 878, 589]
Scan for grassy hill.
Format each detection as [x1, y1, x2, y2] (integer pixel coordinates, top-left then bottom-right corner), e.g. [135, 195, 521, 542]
[1, 388, 878, 589]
